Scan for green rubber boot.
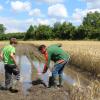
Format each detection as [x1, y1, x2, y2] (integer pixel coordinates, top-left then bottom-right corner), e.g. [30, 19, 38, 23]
[58, 75, 63, 87]
[48, 76, 57, 88]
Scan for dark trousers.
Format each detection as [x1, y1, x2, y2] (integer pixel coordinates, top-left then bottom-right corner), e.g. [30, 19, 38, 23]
[4, 64, 19, 89]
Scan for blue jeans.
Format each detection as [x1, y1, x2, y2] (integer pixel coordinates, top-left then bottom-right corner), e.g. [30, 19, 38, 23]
[52, 61, 68, 79]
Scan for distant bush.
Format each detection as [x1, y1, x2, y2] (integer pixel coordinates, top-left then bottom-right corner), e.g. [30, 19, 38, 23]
[0, 32, 25, 40]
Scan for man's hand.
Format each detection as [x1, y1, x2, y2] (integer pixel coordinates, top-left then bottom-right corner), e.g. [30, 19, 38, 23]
[16, 65, 20, 71]
[42, 70, 47, 74]
[42, 64, 48, 74]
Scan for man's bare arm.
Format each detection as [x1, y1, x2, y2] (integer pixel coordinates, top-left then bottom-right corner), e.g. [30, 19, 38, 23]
[10, 53, 18, 68]
[0, 52, 3, 61]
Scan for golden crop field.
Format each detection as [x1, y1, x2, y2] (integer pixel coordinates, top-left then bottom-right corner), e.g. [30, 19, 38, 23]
[0, 40, 100, 75]
[20, 40, 100, 75]
[0, 41, 100, 99]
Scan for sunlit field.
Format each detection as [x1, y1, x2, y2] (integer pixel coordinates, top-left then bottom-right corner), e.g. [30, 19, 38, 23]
[20, 40, 100, 76]
[0, 41, 100, 100]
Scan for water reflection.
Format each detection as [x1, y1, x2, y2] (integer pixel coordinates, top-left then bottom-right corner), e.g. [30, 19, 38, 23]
[19, 56, 32, 95]
[33, 60, 77, 87]
[0, 61, 4, 74]
[33, 61, 51, 87]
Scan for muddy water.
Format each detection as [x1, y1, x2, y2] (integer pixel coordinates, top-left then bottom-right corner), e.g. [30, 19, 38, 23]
[0, 56, 32, 95]
[19, 56, 78, 93]
[19, 56, 78, 94]
[18, 56, 32, 95]
[0, 55, 88, 93]
[0, 54, 91, 96]
[32, 60, 77, 87]
[0, 61, 5, 86]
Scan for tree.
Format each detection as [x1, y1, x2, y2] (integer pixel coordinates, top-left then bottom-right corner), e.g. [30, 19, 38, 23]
[82, 11, 100, 39]
[0, 24, 6, 34]
[24, 25, 34, 40]
[74, 25, 86, 40]
[35, 25, 52, 40]
[53, 22, 62, 39]
[59, 22, 76, 39]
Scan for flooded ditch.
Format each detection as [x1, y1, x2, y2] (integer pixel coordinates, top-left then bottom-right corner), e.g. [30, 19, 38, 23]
[0, 53, 92, 92]
[0, 44, 100, 100]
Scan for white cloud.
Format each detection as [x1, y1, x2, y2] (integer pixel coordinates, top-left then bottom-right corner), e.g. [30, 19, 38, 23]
[81, 0, 100, 9]
[0, 16, 67, 33]
[48, 4, 68, 18]
[0, 17, 32, 33]
[72, 0, 100, 25]
[36, 0, 64, 5]
[29, 8, 42, 17]
[11, 1, 31, 12]
[36, 18, 49, 25]
[71, 8, 100, 25]
[0, 5, 3, 11]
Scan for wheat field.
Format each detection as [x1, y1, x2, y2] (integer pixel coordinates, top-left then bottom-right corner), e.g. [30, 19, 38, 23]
[0, 41, 100, 100]
[0, 40, 100, 75]
[20, 40, 100, 75]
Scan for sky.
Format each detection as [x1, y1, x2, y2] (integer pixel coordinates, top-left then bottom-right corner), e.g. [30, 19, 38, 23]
[0, 0, 100, 33]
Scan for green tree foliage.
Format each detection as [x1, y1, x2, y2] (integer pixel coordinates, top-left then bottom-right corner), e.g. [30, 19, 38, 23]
[73, 25, 86, 40]
[0, 11, 100, 41]
[0, 32, 25, 40]
[59, 22, 76, 39]
[53, 22, 62, 39]
[82, 11, 100, 40]
[24, 25, 34, 40]
[0, 24, 6, 34]
[34, 24, 52, 40]
[52, 22, 75, 40]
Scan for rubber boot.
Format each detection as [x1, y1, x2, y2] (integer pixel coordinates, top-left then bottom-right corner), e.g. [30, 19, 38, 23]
[48, 76, 57, 88]
[58, 75, 63, 87]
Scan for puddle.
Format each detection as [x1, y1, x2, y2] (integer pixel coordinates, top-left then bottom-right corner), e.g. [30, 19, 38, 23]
[19, 56, 32, 95]
[0, 56, 32, 95]
[0, 55, 84, 95]
[0, 61, 5, 87]
[33, 61, 52, 87]
[32, 60, 77, 87]
[0, 61, 4, 74]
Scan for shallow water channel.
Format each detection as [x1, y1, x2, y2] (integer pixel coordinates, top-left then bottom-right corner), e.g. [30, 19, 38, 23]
[0, 55, 88, 95]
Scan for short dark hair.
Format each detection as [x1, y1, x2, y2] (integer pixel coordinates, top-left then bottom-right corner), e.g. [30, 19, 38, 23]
[38, 45, 46, 51]
[10, 38, 17, 44]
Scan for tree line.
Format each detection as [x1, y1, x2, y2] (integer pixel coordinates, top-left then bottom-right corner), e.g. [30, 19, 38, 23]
[0, 11, 100, 41]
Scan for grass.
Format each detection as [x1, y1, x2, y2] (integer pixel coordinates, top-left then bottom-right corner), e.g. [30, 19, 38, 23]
[68, 80, 100, 100]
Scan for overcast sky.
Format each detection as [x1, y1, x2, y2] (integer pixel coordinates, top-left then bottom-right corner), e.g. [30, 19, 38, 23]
[0, 0, 100, 33]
